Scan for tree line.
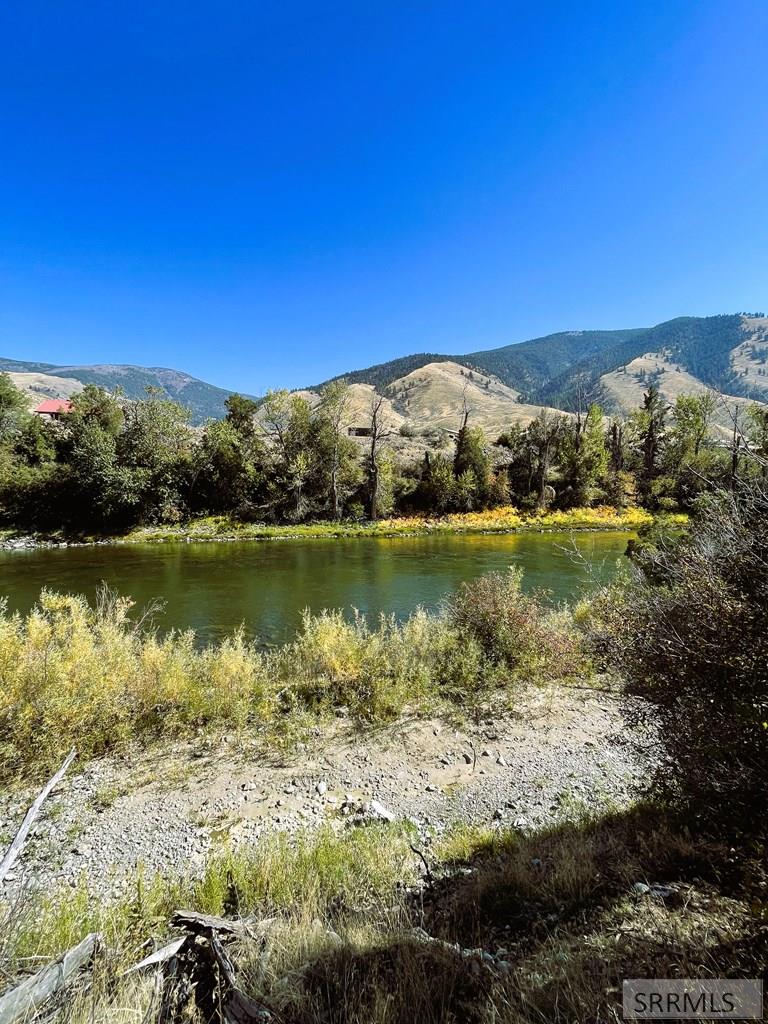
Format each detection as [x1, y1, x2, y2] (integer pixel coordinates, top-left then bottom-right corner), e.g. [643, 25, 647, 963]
[0, 371, 766, 533]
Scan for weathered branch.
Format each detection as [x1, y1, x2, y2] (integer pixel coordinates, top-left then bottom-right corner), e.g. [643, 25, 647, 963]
[0, 932, 99, 1024]
[0, 748, 76, 885]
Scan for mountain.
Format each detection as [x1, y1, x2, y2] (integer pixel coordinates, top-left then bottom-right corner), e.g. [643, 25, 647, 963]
[4, 313, 766, 437]
[320, 314, 768, 414]
[0, 358, 252, 424]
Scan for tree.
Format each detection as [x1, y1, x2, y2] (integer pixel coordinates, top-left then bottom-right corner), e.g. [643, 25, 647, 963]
[67, 384, 124, 436]
[365, 395, 390, 520]
[118, 388, 192, 522]
[316, 380, 356, 519]
[0, 373, 30, 443]
[453, 415, 491, 508]
[667, 393, 716, 462]
[224, 393, 259, 435]
[527, 409, 566, 507]
[14, 415, 57, 466]
[560, 403, 608, 506]
[632, 385, 668, 503]
[415, 451, 455, 512]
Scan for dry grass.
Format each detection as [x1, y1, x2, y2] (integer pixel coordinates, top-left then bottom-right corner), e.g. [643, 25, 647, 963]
[1, 804, 763, 1023]
[0, 573, 590, 780]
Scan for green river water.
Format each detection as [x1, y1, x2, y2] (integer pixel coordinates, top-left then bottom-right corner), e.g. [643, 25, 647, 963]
[0, 531, 630, 646]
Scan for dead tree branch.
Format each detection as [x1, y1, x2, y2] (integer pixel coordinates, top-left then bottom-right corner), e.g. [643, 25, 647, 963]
[0, 748, 76, 885]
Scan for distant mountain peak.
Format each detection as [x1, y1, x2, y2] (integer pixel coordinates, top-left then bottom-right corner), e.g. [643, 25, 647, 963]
[0, 357, 254, 424]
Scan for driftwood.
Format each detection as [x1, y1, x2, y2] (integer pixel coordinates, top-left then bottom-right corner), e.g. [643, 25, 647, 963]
[127, 937, 187, 975]
[139, 912, 276, 1023]
[0, 932, 100, 1024]
[0, 748, 76, 885]
[170, 909, 253, 939]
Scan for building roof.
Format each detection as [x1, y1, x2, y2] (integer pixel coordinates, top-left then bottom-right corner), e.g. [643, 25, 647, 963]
[34, 398, 74, 414]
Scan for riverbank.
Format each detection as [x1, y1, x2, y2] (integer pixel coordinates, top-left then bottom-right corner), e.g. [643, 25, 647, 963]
[2, 693, 762, 1024]
[0, 686, 648, 901]
[0, 570, 591, 782]
[0, 505, 674, 550]
[126, 504, 659, 543]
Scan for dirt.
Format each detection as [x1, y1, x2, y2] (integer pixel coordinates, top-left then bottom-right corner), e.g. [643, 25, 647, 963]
[0, 685, 654, 899]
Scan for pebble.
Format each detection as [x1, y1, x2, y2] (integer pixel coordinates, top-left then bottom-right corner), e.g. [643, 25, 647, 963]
[0, 698, 652, 903]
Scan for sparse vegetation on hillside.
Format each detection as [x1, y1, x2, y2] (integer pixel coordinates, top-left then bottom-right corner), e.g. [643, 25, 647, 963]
[320, 314, 767, 408]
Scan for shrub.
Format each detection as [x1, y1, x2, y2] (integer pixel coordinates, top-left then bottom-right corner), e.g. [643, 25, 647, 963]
[0, 567, 591, 779]
[446, 568, 588, 683]
[588, 485, 768, 832]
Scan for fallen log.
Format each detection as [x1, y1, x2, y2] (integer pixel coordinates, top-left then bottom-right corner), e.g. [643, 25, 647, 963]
[0, 748, 77, 885]
[126, 937, 188, 975]
[150, 912, 276, 1023]
[0, 932, 100, 1024]
[170, 909, 253, 938]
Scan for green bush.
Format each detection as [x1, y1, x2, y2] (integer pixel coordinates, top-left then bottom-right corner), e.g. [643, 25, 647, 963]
[588, 485, 768, 832]
[446, 568, 588, 683]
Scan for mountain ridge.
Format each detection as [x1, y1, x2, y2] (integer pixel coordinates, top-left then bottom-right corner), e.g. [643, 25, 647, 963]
[0, 357, 255, 424]
[4, 313, 767, 431]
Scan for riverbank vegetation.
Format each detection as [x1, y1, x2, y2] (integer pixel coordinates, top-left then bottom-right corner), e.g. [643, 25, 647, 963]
[124, 503, 658, 544]
[0, 371, 763, 536]
[2, 803, 764, 1022]
[0, 568, 588, 780]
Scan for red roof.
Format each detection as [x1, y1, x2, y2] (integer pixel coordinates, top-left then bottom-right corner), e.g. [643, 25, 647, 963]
[34, 399, 73, 414]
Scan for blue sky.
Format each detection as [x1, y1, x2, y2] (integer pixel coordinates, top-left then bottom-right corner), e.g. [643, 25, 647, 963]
[1, 1, 767, 393]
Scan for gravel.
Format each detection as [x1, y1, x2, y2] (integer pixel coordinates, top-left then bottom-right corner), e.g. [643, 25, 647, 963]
[0, 687, 655, 901]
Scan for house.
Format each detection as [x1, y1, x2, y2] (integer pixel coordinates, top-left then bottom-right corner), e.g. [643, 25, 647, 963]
[33, 398, 73, 421]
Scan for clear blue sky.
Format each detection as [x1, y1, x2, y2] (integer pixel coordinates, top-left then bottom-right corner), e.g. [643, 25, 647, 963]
[1, 1, 767, 393]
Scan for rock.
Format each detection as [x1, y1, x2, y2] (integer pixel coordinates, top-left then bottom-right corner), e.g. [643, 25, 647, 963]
[315, 781, 327, 796]
[493, 808, 503, 820]
[462, 752, 473, 764]
[632, 882, 651, 895]
[425, 784, 438, 793]
[649, 884, 674, 899]
[512, 816, 529, 828]
[362, 800, 396, 823]
[481, 749, 491, 757]
[496, 754, 508, 767]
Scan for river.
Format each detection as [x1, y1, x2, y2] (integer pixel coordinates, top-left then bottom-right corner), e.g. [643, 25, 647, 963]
[0, 530, 630, 646]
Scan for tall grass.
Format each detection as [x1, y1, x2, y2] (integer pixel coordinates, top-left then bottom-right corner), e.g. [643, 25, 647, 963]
[126, 504, 661, 544]
[1, 808, 760, 1024]
[0, 571, 589, 779]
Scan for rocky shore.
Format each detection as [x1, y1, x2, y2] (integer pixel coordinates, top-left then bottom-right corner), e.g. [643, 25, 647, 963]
[0, 686, 654, 901]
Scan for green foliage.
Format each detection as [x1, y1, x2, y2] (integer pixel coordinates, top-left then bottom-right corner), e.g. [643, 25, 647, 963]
[559, 403, 609, 506]
[0, 372, 30, 443]
[588, 484, 768, 830]
[453, 424, 490, 505]
[446, 568, 588, 686]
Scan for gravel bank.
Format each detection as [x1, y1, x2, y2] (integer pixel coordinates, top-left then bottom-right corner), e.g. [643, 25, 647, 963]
[0, 685, 655, 900]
